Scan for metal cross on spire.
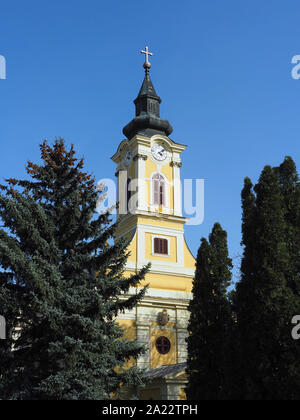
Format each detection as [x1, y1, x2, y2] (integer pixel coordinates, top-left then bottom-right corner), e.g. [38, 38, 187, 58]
[140, 45, 153, 71]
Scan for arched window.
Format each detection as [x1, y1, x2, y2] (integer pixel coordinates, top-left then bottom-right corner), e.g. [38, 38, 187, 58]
[152, 173, 166, 206]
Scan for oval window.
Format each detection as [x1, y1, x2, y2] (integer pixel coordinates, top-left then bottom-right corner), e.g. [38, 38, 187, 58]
[155, 336, 171, 355]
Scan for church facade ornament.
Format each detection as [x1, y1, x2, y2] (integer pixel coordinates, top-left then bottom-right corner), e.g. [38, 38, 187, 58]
[157, 309, 170, 327]
[133, 153, 148, 161]
[170, 161, 182, 168]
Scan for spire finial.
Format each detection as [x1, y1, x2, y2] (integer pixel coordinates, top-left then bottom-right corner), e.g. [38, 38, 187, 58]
[122, 46, 173, 139]
[140, 45, 153, 73]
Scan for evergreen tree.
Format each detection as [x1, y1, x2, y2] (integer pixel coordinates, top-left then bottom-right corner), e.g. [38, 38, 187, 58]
[274, 156, 300, 296]
[0, 139, 149, 400]
[236, 164, 300, 400]
[186, 223, 233, 400]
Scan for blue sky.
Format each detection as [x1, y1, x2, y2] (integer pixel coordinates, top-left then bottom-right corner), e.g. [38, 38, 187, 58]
[0, 0, 299, 283]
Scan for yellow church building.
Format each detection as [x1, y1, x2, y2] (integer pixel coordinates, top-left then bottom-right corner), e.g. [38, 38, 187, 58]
[111, 47, 195, 400]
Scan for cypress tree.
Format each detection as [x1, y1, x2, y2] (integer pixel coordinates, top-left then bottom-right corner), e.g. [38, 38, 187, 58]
[0, 139, 149, 400]
[273, 157, 300, 397]
[186, 223, 233, 400]
[274, 156, 300, 295]
[236, 164, 299, 400]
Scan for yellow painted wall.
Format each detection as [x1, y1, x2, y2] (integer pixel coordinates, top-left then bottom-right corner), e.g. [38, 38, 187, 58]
[169, 184, 174, 212]
[150, 325, 176, 368]
[118, 319, 137, 369]
[145, 179, 151, 207]
[137, 216, 184, 230]
[179, 388, 187, 400]
[183, 238, 196, 269]
[116, 215, 186, 238]
[118, 319, 136, 341]
[137, 272, 193, 292]
[116, 215, 185, 236]
[145, 159, 158, 179]
[161, 162, 173, 181]
[125, 231, 137, 263]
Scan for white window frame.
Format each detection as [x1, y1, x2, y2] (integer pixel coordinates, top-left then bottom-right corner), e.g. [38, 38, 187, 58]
[150, 172, 169, 209]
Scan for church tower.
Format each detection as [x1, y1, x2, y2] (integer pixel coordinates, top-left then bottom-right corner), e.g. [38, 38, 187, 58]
[111, 47, 195, 400]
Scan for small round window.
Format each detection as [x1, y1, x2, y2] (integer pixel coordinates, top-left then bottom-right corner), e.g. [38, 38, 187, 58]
[155, 336, 171, 355]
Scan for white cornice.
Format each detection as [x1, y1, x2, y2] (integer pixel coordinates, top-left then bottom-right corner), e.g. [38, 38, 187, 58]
[115, 211, 187, 229]
[111, 134, 187, 162]
[125, 260, 195, 278]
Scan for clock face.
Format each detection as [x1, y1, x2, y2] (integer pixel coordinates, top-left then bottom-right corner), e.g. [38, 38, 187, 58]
[151, 144, 167, 161]
[124, 151, 132, 167]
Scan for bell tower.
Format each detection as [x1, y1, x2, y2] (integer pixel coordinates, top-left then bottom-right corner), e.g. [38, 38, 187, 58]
[111, 47, 195, 400]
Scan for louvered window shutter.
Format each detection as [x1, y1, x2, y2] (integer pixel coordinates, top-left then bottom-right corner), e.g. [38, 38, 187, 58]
[162, 238, 168, 254]
[153, 174, 166, 206]
[154, 238, 168, 255]
[153, 177, 159, 205]
[160, 181, 166, 206]
[154, 238, 159, 253]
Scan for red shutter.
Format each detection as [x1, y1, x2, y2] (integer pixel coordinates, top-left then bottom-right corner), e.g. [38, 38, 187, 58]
[163, 238, 168, 254]
[154, 238, 159, 254]
[154, 238, 168, 255]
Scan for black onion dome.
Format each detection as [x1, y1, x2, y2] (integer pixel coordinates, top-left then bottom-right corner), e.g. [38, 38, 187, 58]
[123, 68, 173, 139]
